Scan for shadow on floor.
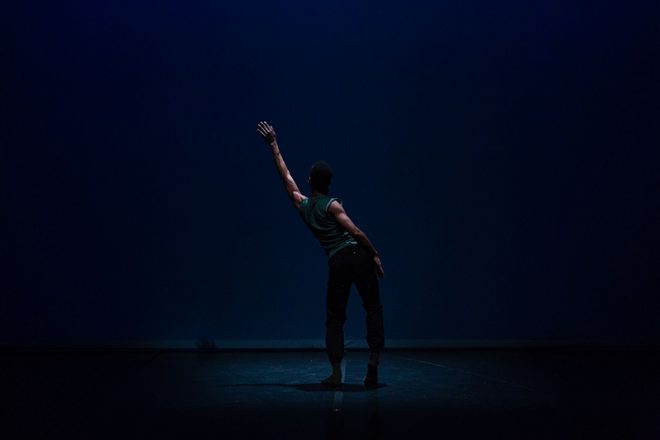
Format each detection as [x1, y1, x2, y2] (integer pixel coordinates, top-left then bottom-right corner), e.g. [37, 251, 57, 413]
[217, 382, 388, 392]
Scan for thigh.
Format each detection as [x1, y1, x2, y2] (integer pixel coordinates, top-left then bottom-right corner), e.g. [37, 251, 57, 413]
[352, 247, 380, 305]
[327, 251, 353, 309]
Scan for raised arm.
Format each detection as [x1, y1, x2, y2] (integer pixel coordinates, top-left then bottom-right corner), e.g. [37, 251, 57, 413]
[257, 121, 308, 209]
[328, 200, 384, 278]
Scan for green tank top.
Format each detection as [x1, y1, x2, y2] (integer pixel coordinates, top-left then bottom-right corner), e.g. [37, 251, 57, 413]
[297, 195, 358, 259]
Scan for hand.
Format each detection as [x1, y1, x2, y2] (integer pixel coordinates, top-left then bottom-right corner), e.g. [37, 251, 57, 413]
[257, 121, 277, 145]
[373, 255, 384, 278]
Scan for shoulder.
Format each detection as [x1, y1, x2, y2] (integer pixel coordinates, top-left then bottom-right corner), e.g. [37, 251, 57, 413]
[294, 192, 309, 210]
[326, 197, 345, 216]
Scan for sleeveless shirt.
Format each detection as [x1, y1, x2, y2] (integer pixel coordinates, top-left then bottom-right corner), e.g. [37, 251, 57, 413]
[297, 195, 358, 259]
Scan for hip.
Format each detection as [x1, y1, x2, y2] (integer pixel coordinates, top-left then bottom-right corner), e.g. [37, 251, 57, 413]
[328, 243, 371, 266]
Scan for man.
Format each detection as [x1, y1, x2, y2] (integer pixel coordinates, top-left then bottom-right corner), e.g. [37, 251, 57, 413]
[256, 121, 385, 387]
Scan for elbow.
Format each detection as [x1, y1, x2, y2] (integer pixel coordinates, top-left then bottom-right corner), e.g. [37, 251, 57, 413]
[351, 229, 364, 239]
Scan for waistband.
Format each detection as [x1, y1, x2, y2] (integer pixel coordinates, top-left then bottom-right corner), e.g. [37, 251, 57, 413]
[329, 243, 359, 260]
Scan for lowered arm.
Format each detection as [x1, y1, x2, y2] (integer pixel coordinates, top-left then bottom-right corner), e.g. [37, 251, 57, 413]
[328, 200, 384, 278]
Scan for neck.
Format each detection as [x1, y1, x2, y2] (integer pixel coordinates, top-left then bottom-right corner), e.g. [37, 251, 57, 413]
[311, 190, 327, 197]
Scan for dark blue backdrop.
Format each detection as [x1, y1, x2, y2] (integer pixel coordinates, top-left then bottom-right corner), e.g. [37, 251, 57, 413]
[2, 0, 658, 346]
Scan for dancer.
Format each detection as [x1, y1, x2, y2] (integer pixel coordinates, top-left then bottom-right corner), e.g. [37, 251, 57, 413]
[257, 121, 385, 386]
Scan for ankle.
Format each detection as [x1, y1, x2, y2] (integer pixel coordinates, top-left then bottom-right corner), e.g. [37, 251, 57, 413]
[368, 352, 380, 367]
[364, 364, 379, 385]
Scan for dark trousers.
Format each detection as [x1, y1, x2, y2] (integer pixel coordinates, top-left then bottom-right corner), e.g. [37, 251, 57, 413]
[326, 244, 385, 364]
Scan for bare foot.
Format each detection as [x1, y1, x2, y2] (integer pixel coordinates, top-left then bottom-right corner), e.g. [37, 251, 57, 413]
[321, 373, 342, 387]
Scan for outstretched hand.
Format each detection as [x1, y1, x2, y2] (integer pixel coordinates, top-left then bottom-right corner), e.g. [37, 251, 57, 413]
[257, 121, 277, 145]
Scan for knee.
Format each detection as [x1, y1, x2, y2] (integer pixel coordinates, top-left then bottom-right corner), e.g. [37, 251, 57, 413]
[326, 316, 346, 328]
[362, 303, 382, 313]
[326, 309, 347, 324]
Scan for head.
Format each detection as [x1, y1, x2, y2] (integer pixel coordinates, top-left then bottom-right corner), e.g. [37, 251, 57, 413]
[308, 160, 333, 195]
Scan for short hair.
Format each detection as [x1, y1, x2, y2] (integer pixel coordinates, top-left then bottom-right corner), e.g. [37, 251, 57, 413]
[309, 160, 333, 194]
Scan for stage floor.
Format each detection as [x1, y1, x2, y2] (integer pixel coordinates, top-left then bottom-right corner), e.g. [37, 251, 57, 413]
[3, 349, 659, 439]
